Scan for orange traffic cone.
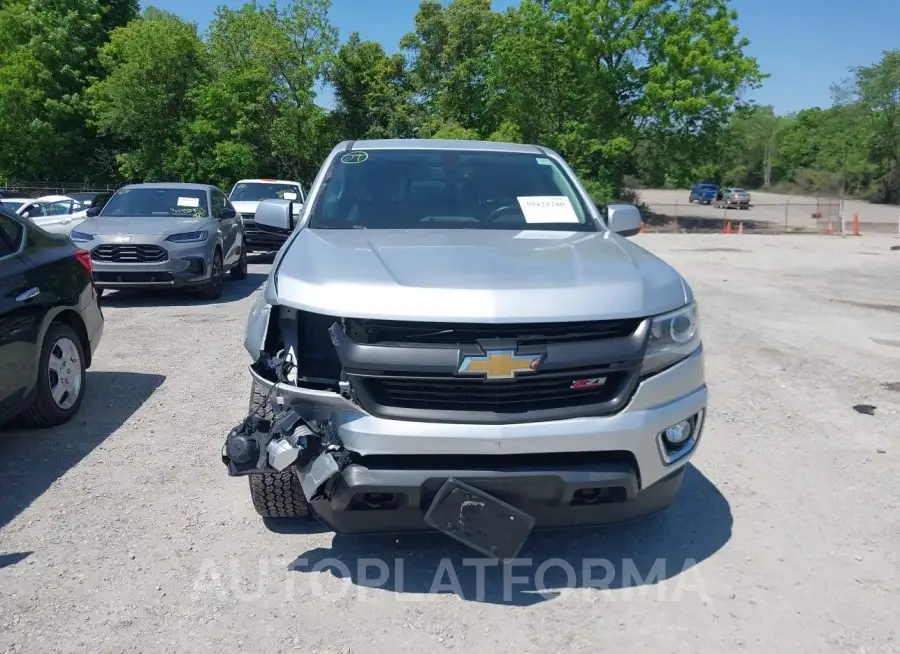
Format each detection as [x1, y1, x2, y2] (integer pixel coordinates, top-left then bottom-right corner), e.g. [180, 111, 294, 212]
[723, 220, 732, 234]
[825, 220, 833, 235]
[853, 213, 860, 236]
[639, 222, 645, 234]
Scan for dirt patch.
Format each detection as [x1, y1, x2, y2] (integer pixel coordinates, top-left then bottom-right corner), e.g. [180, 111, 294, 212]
[872, 338, 900, 348]
[882, 382, 900, 393]
[840, 301, 900, 314]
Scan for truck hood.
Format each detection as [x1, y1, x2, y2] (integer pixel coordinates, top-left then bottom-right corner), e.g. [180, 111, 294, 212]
[232, 200, 301, 216]
[231, 200, 260, 216]
[272, 229, 690, 322]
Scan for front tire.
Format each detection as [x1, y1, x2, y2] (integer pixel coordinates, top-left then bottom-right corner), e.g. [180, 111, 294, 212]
[17, 322, 87, 428]
[246, 381, 310, 519]
[230, 247, 248, 281]
[198, 249, 224, 300]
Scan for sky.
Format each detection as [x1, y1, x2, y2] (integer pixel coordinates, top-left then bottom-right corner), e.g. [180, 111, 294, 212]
[141, 0, 900, 115]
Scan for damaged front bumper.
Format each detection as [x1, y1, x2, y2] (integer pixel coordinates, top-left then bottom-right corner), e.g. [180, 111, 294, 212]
[222, 345, 707, 560]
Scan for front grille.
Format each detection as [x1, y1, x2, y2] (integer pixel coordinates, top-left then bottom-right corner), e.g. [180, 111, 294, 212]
[93, 271, 174, 283]
[344, 318, 640, 346]
[354, 370, 628, 416]
[242, 215, 285, 243]
[91, 244, 168, 263]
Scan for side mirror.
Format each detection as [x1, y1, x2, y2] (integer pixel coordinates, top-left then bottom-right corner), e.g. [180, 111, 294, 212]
[86, 206, 102, 217]
[606, 204, 643, 237]
[254, 198, 294, 233]
[220, 207, 237, 220]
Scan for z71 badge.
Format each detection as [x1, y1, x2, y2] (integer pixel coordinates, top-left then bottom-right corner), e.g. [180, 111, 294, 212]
[570, 377, 607, 389]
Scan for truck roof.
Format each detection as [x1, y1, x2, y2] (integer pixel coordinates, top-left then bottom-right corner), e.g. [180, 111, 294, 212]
[232, 179, 303, 186]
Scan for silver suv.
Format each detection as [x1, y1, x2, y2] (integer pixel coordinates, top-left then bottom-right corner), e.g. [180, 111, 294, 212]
[222, 139, 707, 559]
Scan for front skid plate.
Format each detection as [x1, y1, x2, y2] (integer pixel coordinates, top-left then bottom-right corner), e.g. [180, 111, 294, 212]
[424, 478, 536, 561]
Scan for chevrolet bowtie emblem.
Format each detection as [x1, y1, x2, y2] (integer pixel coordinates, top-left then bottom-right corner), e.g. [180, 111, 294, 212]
[457, 349, 543, 380]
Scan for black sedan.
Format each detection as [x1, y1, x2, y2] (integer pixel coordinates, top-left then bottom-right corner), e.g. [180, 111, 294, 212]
[0, 204, 104, 427]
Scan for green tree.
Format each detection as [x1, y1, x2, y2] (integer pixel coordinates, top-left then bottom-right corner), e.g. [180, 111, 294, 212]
[328, 32, 415, 139]
[0, 0, 138, 182]
[87, 7, 206, 181]
[487, 0, 764, 198]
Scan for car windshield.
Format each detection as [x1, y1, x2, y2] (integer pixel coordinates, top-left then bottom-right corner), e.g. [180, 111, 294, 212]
[307, 149, 596, 231]
[231, 182, 302, 202]
[732, 188, 747, 193]
[100, 188, 209, 218]
[1, 200, 24, 212]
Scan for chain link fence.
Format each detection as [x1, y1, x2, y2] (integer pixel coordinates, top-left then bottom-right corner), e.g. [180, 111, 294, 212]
[0, 181, 120, 199]
[637, 197, 900, 235]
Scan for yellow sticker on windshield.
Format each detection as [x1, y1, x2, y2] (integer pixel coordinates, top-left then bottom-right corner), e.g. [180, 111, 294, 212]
[340, 151, 368, 164]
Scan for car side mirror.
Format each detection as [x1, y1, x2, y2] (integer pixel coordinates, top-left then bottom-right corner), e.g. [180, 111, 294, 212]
[254, 198, 295, 233]
[86, 206, 102, 217]
[605, 204, 643, 237]
[220, 207, 237, 220]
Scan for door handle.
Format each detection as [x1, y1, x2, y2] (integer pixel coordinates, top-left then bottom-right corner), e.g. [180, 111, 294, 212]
[16, 287, 40, 302]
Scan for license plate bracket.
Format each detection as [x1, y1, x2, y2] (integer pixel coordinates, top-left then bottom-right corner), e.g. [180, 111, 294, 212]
[424, 478, 535, 561]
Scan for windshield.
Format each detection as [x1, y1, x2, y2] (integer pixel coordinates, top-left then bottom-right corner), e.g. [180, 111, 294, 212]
[307, 149, 596, 231]
[230, 182, 302, 203]
[100, 188, 209, 218]
[1, 200, 24, 212]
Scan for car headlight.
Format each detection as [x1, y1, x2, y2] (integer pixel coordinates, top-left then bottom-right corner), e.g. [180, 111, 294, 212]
[70, 230, 93, 243]
[166, 231, 208, 243]
[641, 301, 701, 375]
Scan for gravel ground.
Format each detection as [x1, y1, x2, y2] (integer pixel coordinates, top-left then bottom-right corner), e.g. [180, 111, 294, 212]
[1, 237, 898, 654]
[639, 188, 900, 234]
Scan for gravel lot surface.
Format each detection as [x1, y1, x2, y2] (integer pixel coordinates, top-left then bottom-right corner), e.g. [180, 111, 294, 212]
[1, 236, 898, 654]
[640, 188, 900, 233]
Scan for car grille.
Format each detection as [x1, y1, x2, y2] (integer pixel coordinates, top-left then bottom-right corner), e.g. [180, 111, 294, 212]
[242, 214, 285, 243]
[91, 244, 168, 263]
[93, 271, 174, 283]
[332, 317, 647, 423]
[344, 318, 641, 346]
[356, 370, 628, 415]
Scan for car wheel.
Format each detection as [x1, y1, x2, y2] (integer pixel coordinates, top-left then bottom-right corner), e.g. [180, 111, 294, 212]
[16, 323, 87, 428]
[198, 249, 224, 300]
[246, 381, 310, 519]
[230, 247, 248, 281]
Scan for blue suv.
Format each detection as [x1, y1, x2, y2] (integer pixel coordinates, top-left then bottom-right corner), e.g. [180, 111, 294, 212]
[689, 183, 719, 205]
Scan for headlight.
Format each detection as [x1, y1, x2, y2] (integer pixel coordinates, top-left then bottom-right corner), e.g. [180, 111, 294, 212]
[166, 231, 208, 243]
[70, 230, 93, 242]
[641, 301, 701, 375]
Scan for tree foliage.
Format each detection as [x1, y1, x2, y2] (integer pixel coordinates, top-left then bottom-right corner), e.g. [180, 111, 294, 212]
[2, 0, 896, 205]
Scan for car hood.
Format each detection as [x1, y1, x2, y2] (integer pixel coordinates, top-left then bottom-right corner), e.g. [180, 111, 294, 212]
[272, 229, 691, 322]
[75, 216, 211, 236]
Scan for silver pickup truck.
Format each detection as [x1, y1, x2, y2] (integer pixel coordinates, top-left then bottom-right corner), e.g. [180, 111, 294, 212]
[222, 139, 707, 560]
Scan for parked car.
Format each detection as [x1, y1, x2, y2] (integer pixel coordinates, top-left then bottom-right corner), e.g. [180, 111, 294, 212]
[68, 183, 247, 300]
[228, 178, 305, 253]
[0, 203, 104, 428]
[688, 183, 718, 204]
[222, 139, 707, 560]
[714, 187, 751, 209]
[14, 195, 86, 235]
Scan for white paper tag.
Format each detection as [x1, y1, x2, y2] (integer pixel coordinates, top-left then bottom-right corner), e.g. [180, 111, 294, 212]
[514, 231, 576, 239]
[517, 196, 579, 224]
[283, 192, 298, 201]
[177, 197, 200, 208]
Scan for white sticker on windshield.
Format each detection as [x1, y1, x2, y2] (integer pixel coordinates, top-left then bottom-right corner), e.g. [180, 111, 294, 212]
[177, 197, 200, 208]
[517, 196, 579, 224]
[536, 157, 553, 166]
[514, 231, 575, 239]
[282, 192, 298, 201]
